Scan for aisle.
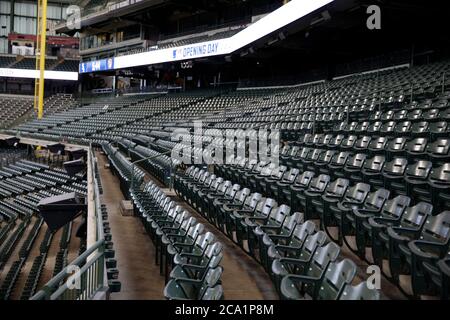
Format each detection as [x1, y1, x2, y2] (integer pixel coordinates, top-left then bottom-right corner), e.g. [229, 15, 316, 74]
[97, 152, 165, 299]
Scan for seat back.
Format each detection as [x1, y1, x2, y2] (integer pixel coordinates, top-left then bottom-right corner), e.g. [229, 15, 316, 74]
[369, 137, 388, 151]
[427, 138, 450, 157]
[341, 135, 358, 149]
[316, 259, 357, 300]
[383, 158, 408, 176]
[363, 155, 386, 172]
[339, 282, 381, 300]
[346, 153, 367, 169]
[294, 171, 315, 188]
[343, 183, 371, 203]
[298, 231, 328, 261]
[405, 160, 433, 179]
[198, 267, 223, 299]
[429, 163, 450, 185]
[325, 178, 350, 197]
[406, 138, 428, 154]
[289, 221, 317, 248]
[308, 174, 331, 193]
[399, 202, 434, 229]
[318, 150, 336, 164]
[364, 189, 390, 210]
[330, 152, 351, 167]
[380, 195, 411, 219]
[282, 168, 300, 183]
[388, 137, 407, 152]
[355, 136, 372, 149]
[420, 211, 450, 244]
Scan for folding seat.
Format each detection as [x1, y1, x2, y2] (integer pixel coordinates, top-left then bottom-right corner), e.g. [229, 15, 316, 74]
[194, 177, 224, 215]
[295, 134, 313, 147]
[353, 136, 372, 153]
[423, 108, 440, 121]
[303, 149, 325, 172]
[234, 198, 278, 247]
[246, 205, 291, 257]
[213, 188, 251, 232]
[256, 165, 287, 194]
[380, 121, 397, 138]
[367, 121, 382, 136]
[199, 181, 232, 218]
[390, 211, 450, 293]
[394, 121, 412, 137]
[285, 171, 315, 211]
[437, 257, 450, 299]
[408, 109, 423, 122]
[164, 267, 223, 300]
[170, 243, 223, 282]
[343, 153, 368, 182]
[385, 203, 435, 282]
[290, 147, 313, 172]
[257, 212, 304, 270]
[339, 282, 381, 300]
[433, 98, 449, 110]
[266, 220, 316, 275]
[327, 183, 371, 244]
[280, 258, 356, 300]
[327, 151, 352, 180]
[296, 175, 331, 220]
[331, 122, 347, 134]
[368, 136, 389, 157]
[386, 137, 407, 161]
[316, 178, 350, 231]
[355, 122, 370, 136]
[271, 231, 330, 293]
[428, 163, 450, 212]
[346, 122, 359, 134]
[405, 137, 428, 163]
[317, 134, 334, 149]
[281, 146, 300, 167]
[243, 161, 270, 188]
[233, 159, 257, 186]
[223, 193, 262, 239]
[426, 138, 450, 165]
[406, 211, 450, 297]
[326, 134, 345, 150]
[164, 230, 215, 275]
[405, 160, 433, 203]
[429, 121, 449, 140]
[206, 183, 241, 224]
[381, 110, 395, 122]
[340, 135, 358, 152]
[382, 158, 408, 195]
[305, 134, 323, 147]
[394, 109, 408, 122]
[272, 168, 300, 200]
[361, 155, 386, 188]
[440, 108, 450, 121]
[369, 111, 383, 122]
[315, 150, 337, 175]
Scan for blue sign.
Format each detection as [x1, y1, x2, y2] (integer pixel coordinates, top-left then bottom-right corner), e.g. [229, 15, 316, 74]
[79, 58, 115, 73]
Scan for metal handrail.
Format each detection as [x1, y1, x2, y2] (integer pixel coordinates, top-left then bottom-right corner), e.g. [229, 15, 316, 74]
[31, 145, 107, 300]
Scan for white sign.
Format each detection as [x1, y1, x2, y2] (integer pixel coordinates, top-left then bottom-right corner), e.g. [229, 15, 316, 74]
[0, 68, 79, 81]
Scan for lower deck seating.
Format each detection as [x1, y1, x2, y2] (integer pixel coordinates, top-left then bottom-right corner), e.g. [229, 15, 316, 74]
[173, 166, 381, 300]
[130, 180, 225, 300]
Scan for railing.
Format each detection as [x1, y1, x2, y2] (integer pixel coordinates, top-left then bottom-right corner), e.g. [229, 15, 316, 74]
[31, 145, 108, 300]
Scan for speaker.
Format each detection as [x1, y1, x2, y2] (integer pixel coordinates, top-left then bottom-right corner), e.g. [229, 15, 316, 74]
[38, 192, 87, 232]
